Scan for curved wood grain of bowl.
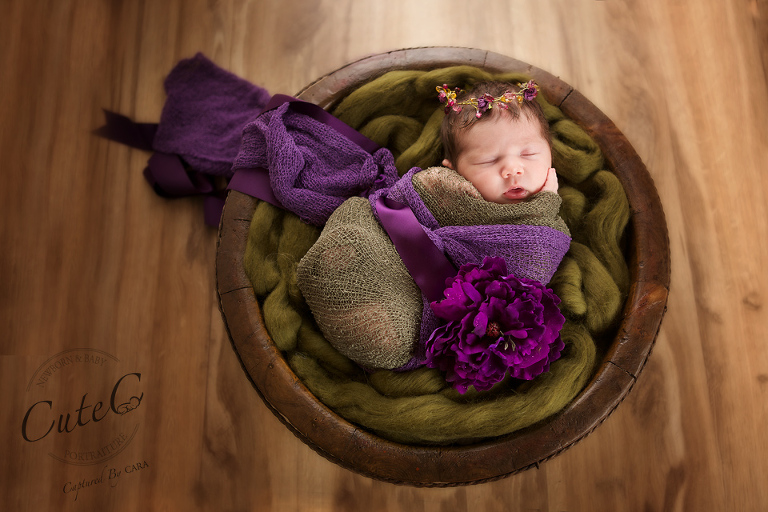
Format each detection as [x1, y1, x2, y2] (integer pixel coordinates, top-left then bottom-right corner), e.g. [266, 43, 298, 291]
[215, 47, 670, 486]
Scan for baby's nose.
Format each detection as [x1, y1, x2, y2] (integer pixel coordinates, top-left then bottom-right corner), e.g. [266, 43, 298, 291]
[502, 165, 524, 177]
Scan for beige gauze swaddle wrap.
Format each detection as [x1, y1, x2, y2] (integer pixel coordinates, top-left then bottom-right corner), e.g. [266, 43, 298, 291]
[296, 166, 570, 370]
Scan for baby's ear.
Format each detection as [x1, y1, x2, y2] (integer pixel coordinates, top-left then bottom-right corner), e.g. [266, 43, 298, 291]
[442, 159, 454, 170]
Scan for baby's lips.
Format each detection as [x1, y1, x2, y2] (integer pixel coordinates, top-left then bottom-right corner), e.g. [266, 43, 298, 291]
[503, 186, 529, 200]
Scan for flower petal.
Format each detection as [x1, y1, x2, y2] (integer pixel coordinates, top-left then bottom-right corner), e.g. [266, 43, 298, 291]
[472, 311, 489, 336]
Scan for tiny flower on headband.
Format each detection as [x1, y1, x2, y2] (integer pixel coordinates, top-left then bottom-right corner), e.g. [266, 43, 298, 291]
[437, 80, 540, 118]
[436, 84, 462, 113]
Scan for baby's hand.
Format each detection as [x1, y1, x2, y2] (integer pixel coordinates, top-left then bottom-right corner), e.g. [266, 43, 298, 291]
[541, 167, 559, 194]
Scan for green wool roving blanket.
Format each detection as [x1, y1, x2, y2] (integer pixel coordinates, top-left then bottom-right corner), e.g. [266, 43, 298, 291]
[243, 66, 630, 445]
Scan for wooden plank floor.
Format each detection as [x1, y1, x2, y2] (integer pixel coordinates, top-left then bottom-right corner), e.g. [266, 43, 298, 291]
[2, 0, 767, 510]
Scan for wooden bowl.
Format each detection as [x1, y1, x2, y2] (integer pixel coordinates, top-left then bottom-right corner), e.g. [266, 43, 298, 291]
[216, 47, 670, 486]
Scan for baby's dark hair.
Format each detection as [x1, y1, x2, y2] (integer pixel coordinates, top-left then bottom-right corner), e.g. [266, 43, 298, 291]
[440, 81, 551, 166]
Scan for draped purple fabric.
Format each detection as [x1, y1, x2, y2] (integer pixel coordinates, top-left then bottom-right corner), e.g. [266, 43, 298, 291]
[231, 99, 400, 226]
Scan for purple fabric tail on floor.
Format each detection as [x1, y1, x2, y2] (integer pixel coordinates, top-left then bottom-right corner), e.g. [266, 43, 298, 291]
[153, 53, 272, 175]
[95, 53, 270, 226]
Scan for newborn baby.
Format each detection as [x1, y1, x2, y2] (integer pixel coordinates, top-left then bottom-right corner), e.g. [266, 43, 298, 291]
[296, 81, 571, 370]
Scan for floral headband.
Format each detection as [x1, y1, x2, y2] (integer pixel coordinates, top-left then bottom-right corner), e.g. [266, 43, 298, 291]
[437, 80, 540, 118]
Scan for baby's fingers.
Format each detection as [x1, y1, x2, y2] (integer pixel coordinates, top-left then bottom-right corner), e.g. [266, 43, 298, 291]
[543, 167, 559, 193]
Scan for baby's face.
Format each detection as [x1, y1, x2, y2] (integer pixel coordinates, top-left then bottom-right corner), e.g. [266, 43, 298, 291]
[443, 113, 553, 204]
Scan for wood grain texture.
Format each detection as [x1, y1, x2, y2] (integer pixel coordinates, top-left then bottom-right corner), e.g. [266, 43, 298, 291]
[2, 0, 767, 510]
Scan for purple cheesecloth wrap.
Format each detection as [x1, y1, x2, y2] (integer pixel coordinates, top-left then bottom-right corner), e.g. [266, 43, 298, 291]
[232, 101, 400, 225]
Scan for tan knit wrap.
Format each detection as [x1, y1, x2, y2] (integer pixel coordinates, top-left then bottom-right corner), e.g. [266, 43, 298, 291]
[296, 167, 569, 370]
[296, 196, 423, 369]
[413, 167, 570, 233]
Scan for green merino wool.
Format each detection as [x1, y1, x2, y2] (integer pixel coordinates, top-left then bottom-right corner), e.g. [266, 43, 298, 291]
[242, 66, 631, 445]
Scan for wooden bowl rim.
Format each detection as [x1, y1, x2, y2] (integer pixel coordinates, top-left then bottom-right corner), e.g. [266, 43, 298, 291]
[216, 46, 670, 486]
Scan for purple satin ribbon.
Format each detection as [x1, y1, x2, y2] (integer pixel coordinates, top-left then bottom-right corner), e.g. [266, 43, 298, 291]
[143, 152, 212, 197]
[227, 167, 284, 208]
[374, 196, 457, 302]
[93, 110, 157, 151]
[96, 110, 225, 227]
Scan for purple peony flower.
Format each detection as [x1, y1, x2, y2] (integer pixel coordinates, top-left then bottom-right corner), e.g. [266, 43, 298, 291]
[425, 257, 566, 394]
